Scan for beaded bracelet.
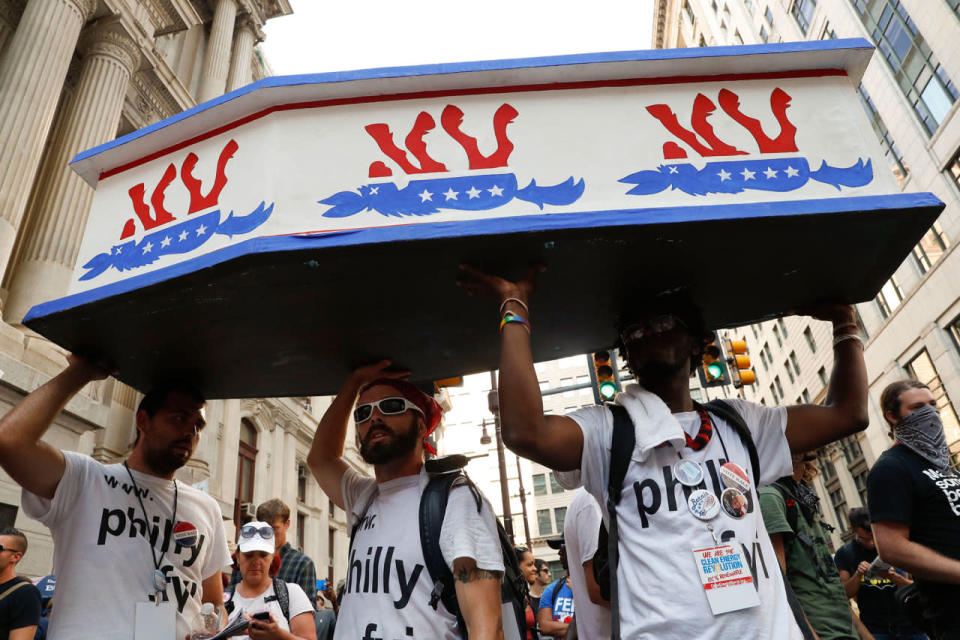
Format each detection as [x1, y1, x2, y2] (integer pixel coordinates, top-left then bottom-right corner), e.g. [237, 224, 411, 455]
[833, 333, 863, 349]
[500, 311, 531, 333]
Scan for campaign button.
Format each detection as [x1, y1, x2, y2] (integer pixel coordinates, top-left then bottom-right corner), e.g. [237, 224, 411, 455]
[673, 459, 704, 487]
[687, 489, 720, 520]
[721, 488, 750, 519]
[173, 521, 198, 547]
[720, 462, 751, 492]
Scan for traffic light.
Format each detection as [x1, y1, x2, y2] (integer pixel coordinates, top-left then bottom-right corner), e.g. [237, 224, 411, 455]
[723, 338, 757, 388]
[698, 333, 730, 388]
[589, 350, 620, 402]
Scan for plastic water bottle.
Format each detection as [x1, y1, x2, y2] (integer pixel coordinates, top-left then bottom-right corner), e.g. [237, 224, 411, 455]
[190, 602, 219, 640]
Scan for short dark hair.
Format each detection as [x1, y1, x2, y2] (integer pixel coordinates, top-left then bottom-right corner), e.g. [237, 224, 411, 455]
[0, 527, 27, 554]
[514, 546, 531, 563]
[848, 507, 871, 531]
[133, 382, 205, 445]
[534, 558, 548, 572]
[880, 380, 930, 426]
[256, 498, 291, 524]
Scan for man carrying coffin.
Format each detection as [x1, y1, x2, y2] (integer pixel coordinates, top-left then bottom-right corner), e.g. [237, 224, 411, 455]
[457, 265, 868, 639]
[307, 364, 505, 640]
[0, 355, 231, 640]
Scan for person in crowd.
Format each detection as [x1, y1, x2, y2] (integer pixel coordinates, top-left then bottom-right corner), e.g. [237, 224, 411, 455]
[532, 559, 551, 607]
[563, 488, 610, 639]
[225, 521, 316, 640]
[516, 547, 540, 639]
[760, 453, 859, 639]
[457, 264, 868, 639]
[0, 527, 40, 640]
[230, 499, 317, 607]
[307, 365, 504, 640]
[867, 380, 960, 639]
[538, 538, 574, 639]
[835, 507, 924, 640]
[0, 355, 230, 640]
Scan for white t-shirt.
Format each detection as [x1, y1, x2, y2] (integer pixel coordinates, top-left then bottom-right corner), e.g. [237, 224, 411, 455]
[225, 581, 314, 639]
[563, 488, 611, 640]
[335, 467, 504, 640]
[556, 399, 801, 640]
[22, 452, 232, 640]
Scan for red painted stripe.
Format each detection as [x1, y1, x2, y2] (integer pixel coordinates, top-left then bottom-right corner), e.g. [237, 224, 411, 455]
[98, 68, 847, 181]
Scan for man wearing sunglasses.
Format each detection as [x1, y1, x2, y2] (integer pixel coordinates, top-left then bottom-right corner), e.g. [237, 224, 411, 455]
[0, 354, 231, 640]
[0, 527, 40, 640]
[307, 363, 505, 640]
[457, 265, 868, 640]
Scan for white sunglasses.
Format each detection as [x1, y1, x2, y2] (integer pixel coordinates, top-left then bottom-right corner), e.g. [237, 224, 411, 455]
[354, 397, 424, 423]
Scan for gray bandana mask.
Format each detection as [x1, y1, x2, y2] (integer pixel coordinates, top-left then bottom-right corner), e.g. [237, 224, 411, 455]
[894, 404, 951, 470]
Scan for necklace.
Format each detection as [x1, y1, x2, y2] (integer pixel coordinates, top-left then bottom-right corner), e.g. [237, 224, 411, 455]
[685, 407, 714, 450]
[124, 462, 178, 606]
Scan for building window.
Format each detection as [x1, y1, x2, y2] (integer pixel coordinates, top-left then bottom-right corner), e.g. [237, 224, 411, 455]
[913, 221, 950, 273]
[829, 487, 850, 530]
[554, 507, 567, 532]
[818, 451, 838, 480]
[745, 0, 755, 14]
[777, 318, 789, 339]
[858, 84, 909, 185]
[822, 21, 838, 38]
[804, 327, 817, 353]
[774, 375, 784, 399]
[852, 0, 959, 136]
[296, 511, 306, 551]
[818, 366, 828, 387]
[765, 6, 774, 23]
[711, 0, 718, 11]
[537, 509, 552, 535]
[852, 464, 869, 504]
[733, 29, 743, 44]
[297, 464, 307, 503]
[802, 388, 811, 403]
[751, 324, 760, 339]
[906, 350, 960, 444]
[328, 527, 336, 582]
[760, 24, 769, 42]
[0, 504, 16, 530]
[549, 472, 563, 493]
[784, 360, 795, 384]
[683, 0, 696, 24]
[949, 0, 960, 15]
[235, 420, 258, 531]
[769, 383, 779, 403]
[876, 276, 904, 319]
[839, 434, 864, 464]
[533, 473, 547, 496]
[791, 0, 817, 35]
[789, 351, 801, 377]
[773, 325, 783, 347]
[699, 34, 708, 46]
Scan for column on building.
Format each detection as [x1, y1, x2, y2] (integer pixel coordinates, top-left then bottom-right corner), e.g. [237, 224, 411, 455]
[270, 419, 285, 499]
[226, 15, 259, 92]
[198, 0, 237, 102]
[90, 380, 139, 462]
[0, 0, 95, 291]
[282, 428, 298, 523]
[3, 22, 139, 323]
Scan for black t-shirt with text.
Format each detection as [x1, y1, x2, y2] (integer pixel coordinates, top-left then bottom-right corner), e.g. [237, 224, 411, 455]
[0, 577, 41, 636]
[834, 540, 919, 633]
[867, 444, 960, 599]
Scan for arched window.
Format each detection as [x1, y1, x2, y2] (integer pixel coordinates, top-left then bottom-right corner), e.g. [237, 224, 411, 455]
[234, 419, 258, 531]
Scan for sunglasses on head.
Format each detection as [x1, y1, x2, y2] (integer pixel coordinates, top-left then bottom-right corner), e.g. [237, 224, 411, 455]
[354, 397, 424, 424]
[619, 315, 688, 342]
[240, 525, 274, 540]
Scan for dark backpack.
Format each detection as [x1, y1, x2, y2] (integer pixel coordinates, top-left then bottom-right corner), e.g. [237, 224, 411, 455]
[224, 576, 290, 623]
[347, 455, 528, 640]
[591, 399, 760, 639]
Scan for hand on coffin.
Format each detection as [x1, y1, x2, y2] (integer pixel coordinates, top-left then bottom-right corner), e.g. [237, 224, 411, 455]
[789, 303, 856, 328]
[64, 353, 113, 384]
[349, 360, 410, 387]
[456, 264, 545, 308]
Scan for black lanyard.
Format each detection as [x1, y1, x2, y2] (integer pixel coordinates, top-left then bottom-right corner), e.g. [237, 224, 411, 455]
[124, 462, 178, 577]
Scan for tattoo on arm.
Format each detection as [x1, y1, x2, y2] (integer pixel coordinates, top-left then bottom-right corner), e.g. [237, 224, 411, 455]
[454, 567, 503, 583]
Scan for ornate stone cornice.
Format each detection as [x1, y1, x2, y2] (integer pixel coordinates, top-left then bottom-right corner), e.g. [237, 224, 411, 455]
[235, 12, 265, 42]
[79, 26, 141, 75]
[653, 0, 668, 50]
[131, 70, 180, 120]
[64, 0, 97, 23]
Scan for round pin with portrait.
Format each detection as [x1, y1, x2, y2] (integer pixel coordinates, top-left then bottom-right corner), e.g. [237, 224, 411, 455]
[687, 489, 720, 521]
[720, 462, 751, 493]
[673, 459, 704, 487]
[721, 488, 750, 520]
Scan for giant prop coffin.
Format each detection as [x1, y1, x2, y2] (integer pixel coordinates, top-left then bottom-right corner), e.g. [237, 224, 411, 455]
[24, 39, 944, 397]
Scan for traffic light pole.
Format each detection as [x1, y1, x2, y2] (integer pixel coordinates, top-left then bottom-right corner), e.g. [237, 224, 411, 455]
[488, 371, 515, 545]
[515, 455, 532, 545]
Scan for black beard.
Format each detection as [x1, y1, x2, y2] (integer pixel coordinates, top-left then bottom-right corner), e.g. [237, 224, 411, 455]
[359, 418, 420, 465]
[143, 445, 190, 477]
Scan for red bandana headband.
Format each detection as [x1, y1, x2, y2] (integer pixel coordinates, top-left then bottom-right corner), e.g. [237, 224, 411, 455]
[360, 378, 443, 455]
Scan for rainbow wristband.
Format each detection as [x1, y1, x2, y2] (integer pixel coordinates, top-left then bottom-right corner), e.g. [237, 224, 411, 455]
[499, 312, 530, 333]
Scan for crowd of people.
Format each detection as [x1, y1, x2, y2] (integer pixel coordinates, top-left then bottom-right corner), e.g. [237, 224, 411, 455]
[0, 267, 958, 639]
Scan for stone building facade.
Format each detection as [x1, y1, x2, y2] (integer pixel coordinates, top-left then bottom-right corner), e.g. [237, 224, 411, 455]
[654, 0, 960, 546]
[0, 0, 367, 585]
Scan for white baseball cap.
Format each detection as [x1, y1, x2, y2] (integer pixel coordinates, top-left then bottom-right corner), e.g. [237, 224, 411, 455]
[237, 521, 275, 554]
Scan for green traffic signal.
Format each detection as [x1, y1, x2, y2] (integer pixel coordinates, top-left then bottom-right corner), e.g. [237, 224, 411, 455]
[599, 380, 618, 400]
[707, 361, 726, 380]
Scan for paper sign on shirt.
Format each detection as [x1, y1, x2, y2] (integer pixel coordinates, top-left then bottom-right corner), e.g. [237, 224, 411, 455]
[692, 544, 761, 615]
[134, 602, 176, 639]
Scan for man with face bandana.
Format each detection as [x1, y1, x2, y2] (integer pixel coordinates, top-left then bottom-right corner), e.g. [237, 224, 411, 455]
[306, 363, 505, 640]
[868, 380, 960, 639]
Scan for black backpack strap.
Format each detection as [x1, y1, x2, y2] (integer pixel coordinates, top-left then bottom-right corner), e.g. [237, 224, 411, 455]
[606, 403, 635, 640]
[419, 472, 468, 636]
[224, 583, 235, 615]
[273, 577, 290, 623]
[702, 399, 760, 487]
[549, 578, 564, 613]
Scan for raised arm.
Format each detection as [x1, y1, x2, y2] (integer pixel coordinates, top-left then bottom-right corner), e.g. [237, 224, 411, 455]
[784, 305, 869, 453]
[306, 361, 404, 509]
[0, 355, 107, 500]
[458, 265, 583, 471]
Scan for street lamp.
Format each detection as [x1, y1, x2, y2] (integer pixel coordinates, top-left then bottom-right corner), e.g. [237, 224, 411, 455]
[479, 422, 492, 446]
